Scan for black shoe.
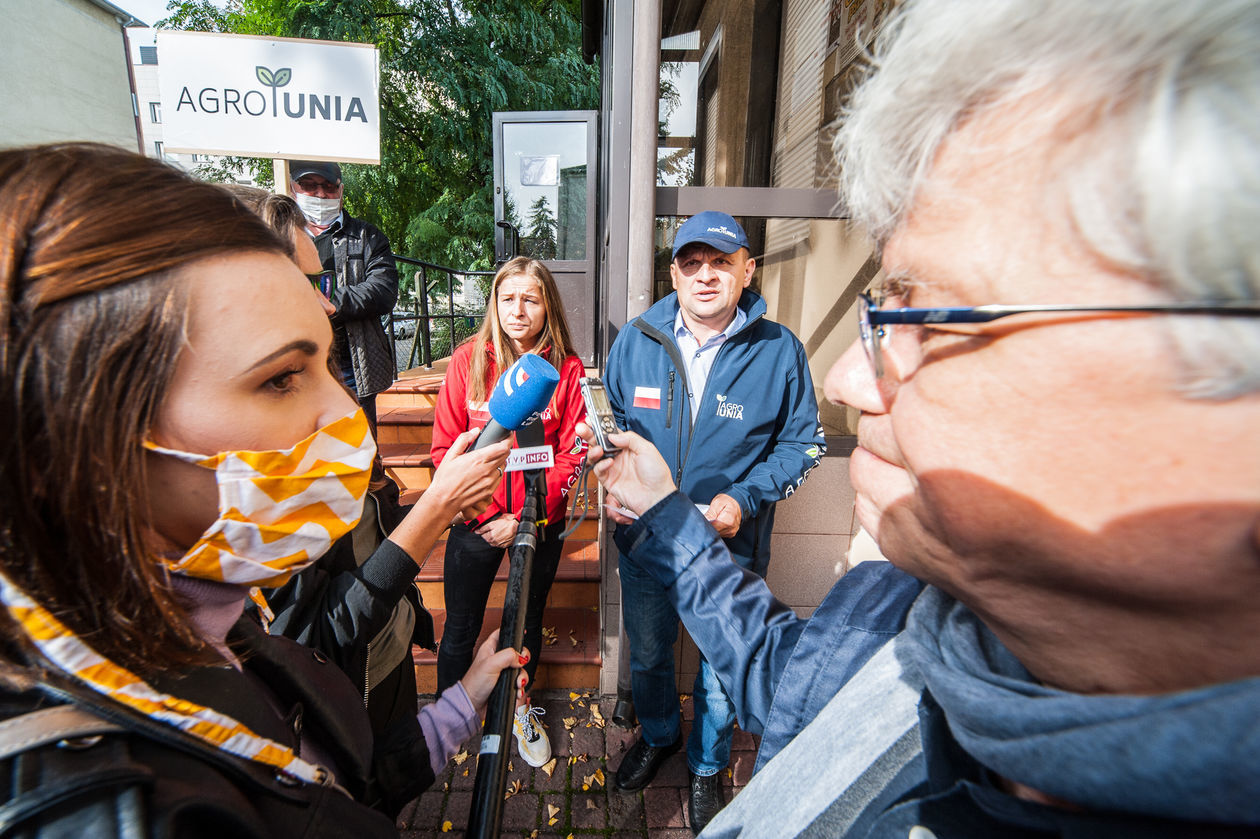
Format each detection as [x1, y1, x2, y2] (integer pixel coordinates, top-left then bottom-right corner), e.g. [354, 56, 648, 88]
[614, 734, 681, 791]
[689, 771, 726, 834]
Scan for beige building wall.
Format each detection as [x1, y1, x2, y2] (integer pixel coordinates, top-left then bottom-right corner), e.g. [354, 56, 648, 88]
[0, 0, 139, 150]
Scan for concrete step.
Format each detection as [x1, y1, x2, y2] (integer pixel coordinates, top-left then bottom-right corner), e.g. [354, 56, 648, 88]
[413, 605, 601, 693]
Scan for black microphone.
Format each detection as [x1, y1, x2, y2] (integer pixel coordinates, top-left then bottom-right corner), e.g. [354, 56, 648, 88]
[472, 353, 560, 450]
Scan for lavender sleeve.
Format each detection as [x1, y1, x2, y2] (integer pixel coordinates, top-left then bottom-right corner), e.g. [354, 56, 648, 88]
[418, 682, 481, 776]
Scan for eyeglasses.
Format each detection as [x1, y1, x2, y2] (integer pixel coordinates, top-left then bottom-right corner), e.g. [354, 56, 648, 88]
[307, 270, 335, 297]
[858, 291, 1260, 378]
[294, 178, 341, 195]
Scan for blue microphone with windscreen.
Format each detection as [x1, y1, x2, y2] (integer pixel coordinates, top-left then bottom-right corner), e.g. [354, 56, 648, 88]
[471, 353, 560, 450]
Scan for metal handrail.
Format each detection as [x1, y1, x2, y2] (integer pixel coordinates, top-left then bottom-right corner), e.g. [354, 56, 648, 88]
[388, 254, 494, 372]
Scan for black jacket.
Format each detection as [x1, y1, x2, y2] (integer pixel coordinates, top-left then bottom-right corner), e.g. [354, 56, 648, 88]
[317, 213, 399, 398]
[0, 617, 430, 837]
[258, 489, 433, 742]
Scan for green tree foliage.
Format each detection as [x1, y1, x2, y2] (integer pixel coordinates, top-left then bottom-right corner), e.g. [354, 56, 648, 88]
[160, 0, 598, 269]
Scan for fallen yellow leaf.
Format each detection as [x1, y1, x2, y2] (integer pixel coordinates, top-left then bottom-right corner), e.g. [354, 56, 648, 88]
[452, 749, 469, 765]
[548, 818, 558, 826]
[441, 821, 452, 832]
[569, 691, 581, 700]
[569, 630, 579, 647]
[548, 804, 561, 818]
[586, 799, 598, 809]
[541, 757, 557, 778]
[562, 716, 578, 730]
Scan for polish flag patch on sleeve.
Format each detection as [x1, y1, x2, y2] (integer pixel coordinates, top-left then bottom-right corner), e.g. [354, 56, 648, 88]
[633, 386, 661, 410]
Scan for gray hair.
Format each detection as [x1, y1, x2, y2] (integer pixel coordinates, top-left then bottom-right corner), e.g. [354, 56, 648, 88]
[835, 0, 1260, 398]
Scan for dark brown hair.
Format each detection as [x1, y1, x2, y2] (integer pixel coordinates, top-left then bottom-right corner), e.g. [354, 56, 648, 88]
[465, 257, 577, 404]
[0, 144, 286, 676]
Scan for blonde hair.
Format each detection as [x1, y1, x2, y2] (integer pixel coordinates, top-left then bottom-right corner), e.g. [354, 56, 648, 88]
[465, 257, 576, 404]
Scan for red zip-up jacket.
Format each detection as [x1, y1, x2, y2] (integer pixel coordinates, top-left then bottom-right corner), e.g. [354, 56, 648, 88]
[430, 341, 587, 527]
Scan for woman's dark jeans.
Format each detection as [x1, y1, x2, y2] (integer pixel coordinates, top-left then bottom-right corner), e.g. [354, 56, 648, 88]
[435, 519, 565, 696]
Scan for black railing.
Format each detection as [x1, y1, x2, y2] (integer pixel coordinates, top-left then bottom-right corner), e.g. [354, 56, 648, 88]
[387, 255, 494, 373]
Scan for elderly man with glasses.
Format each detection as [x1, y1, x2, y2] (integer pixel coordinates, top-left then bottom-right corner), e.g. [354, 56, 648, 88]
[578, 0, 1260, 835]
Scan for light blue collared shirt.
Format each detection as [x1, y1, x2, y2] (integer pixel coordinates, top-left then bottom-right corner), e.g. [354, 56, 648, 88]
[673, 306, 747, 425]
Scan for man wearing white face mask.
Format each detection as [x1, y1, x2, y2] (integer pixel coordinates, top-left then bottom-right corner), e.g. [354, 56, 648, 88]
[290, 160, 398, 429]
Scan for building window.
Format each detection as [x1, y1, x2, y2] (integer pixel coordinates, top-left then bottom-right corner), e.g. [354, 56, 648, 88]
[153, 141, 164, 158]
[149, 102, 161, 124]
[139, 46, 158, 65]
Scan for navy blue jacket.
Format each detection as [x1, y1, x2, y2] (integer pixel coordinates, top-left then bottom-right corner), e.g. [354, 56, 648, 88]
[616, 493, 1256, 837]
[605, 290, 825, 572]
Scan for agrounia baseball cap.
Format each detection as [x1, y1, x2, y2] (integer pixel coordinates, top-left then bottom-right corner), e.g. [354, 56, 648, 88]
[670, 211, 750, 260]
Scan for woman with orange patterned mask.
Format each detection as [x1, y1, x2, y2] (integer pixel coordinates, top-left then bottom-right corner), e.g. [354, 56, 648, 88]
[0, 144, 518, 837]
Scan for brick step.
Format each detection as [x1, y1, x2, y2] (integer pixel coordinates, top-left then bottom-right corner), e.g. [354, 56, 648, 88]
[415, 537, 600, 610]
[413, 605, 600, 693]
[418, 537, 600, 582]
[377, 362, 448, 409]
[376, 406, 434, 445]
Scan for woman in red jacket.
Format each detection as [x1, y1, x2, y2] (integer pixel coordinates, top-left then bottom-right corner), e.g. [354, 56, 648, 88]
[430, 256, 586, 766]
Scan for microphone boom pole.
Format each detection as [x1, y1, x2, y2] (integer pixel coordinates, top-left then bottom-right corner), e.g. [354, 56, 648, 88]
[467, 461, 547, 838]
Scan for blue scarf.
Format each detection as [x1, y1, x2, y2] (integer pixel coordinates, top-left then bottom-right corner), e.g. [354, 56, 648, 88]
[903, 587, 1260, 823]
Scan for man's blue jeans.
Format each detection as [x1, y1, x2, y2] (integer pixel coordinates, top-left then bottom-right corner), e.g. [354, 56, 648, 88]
[619, 548, 761, 776]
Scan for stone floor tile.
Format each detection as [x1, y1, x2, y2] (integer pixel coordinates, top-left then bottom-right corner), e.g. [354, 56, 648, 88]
[396, 831, 439, 839]
[444, 791, 472, 830]
[606, 722, 639, 760]
[730, 726, 758, 752]
[451, 760, 473, 786]
[567, 720, 609, 758]
[647, 828, 694, 838]
[540, 792, 566, 831]
[650, 751, 690, 788]
[532, 756, 569, 792]
[500, 791, 541, 829]
[606, 788, 646, 831]
[572, 791, 609, 829]
[644, 787, 687, 829]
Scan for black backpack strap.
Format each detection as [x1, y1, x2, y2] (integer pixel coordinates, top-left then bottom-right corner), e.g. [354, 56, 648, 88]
[0, 703, 151, 836]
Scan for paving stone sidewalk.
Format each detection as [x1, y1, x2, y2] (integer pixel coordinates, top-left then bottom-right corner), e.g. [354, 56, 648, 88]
[396, 691, 759, 838]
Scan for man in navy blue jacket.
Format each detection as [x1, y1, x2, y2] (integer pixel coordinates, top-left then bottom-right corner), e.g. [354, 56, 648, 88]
[603, 211, 824, 833]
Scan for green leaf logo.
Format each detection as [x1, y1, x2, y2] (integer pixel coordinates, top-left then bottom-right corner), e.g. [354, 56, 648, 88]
[255, 66, 293, 117]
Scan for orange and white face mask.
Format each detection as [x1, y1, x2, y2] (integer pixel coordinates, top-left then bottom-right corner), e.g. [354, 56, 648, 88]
[144, 409, 375, 587]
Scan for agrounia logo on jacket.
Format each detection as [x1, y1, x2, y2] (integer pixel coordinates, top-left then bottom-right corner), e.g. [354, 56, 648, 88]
[715, 394, 744, 420]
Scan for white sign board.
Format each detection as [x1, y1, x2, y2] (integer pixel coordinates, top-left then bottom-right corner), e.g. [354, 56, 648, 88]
[157, 30, 380, 163]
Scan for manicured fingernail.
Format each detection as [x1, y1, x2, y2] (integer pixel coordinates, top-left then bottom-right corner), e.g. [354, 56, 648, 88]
[518, 652, 529, 665]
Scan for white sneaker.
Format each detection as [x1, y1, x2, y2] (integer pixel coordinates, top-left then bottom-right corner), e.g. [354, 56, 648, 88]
[513, 703, 551, 767]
